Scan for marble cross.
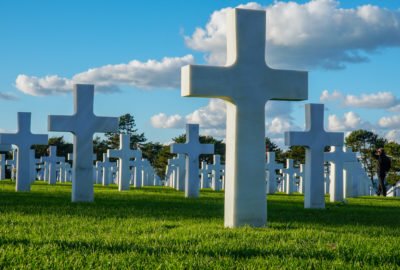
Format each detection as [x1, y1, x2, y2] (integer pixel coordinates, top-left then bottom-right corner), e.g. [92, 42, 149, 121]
[0, 112, 48, 191]
[131, 149, 143, 188]
[280, 159, 299, 195]
[181, 9, 307, 227]
[324, 146, 355, 202]
[41, 146, 64, 185]
[170, 124, 214, 198]
[48, 84, 118, 202]
[169, 154, 186, 191]
[285, 104, 343, 208]
[207, 155, 222, 191]
[265, 152, 283, 194]
[199, 160, 210, 189]
[101, 153, 115, 186]
[107, 134, 136, 191]
[294, 164, 305, 194]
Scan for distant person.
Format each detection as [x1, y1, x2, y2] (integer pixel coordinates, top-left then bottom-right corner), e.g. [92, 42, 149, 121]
[373, 148, 391, 197]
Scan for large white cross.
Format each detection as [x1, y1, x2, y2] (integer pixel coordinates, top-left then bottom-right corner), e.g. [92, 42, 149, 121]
[41, 146, 64, 185]
[285, 104, 343, 208]
[324, 146, 355, 202]
[171, 124, 214, 198]
[181, 9, 307, 227]
[265, 152, 283, 194]
[107, 134, 136, 191]
[48, 84, 118, 202]
[0, 112, 48, 191]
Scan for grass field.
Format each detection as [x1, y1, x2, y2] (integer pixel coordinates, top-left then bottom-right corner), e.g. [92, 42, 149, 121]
[0, 180, 399, 269]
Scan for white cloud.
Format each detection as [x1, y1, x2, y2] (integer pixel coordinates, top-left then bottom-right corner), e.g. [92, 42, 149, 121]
[344, 91, 398, 108]
[15, 55, 195, 96]
[150, 113, 185, 129]
[328, 111, 371, 131]
[320, 90, 342, 102]
[384, 130, 400, 143]
[151, 99, 299, 139]
[185, 0, 400, 69]
[378, 115, 400, 129]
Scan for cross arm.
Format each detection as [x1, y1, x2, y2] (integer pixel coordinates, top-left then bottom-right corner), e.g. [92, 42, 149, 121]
[107, 149, 122, 159]
[94, 117, 119, 133]
[284, 131, 313, 147]
[0, 134, 16, 145]
[181, 65, 233, 100]
[268, 69, 308, 101]
[48, 115, 76, 133]
[170, 143, 187, 155]
[199, 144, 214, 155]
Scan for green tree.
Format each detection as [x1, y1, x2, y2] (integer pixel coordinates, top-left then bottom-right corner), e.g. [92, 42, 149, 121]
[265, 137, 284, 162]
[384, 141, 400, 185]
[345, 129, 386, 181]
[283, 146, 306, 165]
[32, 136, 73, 160]
[105, 113, 146, 149]
[93, 136, 109, 161]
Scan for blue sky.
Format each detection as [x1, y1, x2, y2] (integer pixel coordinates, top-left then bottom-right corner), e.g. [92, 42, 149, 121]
[1, 0, 400, 147]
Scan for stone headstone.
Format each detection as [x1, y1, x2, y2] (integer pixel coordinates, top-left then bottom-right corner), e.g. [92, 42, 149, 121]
[0, 154, 7, 180]
[207, 155, 222, 191]
[48, 84, 118, 201]
[0, 113, 48, 191]
[181, 9, 307, 227]
[199, 160, 210, 189]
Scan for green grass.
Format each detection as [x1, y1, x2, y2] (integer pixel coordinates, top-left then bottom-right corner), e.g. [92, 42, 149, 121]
[0, 180, 400, 269]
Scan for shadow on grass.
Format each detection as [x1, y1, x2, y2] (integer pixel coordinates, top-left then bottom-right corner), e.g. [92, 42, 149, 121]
[1, 181, 400, 230]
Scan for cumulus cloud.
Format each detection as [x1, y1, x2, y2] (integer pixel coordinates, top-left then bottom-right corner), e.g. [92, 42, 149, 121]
[328, 111, 372, 132]
[184, 0, 400, 69]
[15, 55, 195, 96]
[320, 90, 342, 102]
[150, 113, 185, 129]
[344, 91, 398, 108]
[151, 99, 298, 138]
[378, 115, 400, 129]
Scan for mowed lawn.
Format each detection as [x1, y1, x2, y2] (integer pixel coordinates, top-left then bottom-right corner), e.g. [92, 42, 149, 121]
[0, 180, 399, 269]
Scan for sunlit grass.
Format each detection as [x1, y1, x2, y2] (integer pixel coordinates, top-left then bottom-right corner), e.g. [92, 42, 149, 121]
[0, 180, 399, 269]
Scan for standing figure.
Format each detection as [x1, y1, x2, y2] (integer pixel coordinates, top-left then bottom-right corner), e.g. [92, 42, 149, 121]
[373, 148, 391, 197]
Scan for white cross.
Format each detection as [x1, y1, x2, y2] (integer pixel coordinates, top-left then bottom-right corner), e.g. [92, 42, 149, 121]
[181, 9, 307, 227]
[100, 153, 115, 186]
[285, 103, 343, 208]
[169, 154, 186, 191]
[170, 124, 214, 197]
[207, 155, 222, 191]
[48, 84, 118, 202]
[0, 112, 48, 191]
[265, 152, 283, 194]
[280, 159, 299, 194]
[324, 146, 355, 202]
[0, 154, 7, 180]
[41, 146, 65, 185]
[294, 164, 305, 194]
[343, 147, 358, 198]
[107, 134, 136, 191]
[199, 161, 210, 189]
[130, 149, 143, 188]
